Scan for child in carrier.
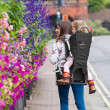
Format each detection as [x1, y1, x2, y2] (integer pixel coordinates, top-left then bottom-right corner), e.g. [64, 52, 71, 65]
[56, 20, 96, 94]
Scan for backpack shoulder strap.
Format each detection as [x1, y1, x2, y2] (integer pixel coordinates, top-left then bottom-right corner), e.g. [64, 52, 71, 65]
[65, 38, 73, 57]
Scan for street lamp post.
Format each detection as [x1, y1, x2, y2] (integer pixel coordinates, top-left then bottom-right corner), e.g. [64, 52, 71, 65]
[57, 0, 61, 22]
[53, 0, 56, 5]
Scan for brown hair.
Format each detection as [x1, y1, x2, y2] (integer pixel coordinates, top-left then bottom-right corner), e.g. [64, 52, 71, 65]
[72, 20, 88, 33]
[56, 21, 72, 42]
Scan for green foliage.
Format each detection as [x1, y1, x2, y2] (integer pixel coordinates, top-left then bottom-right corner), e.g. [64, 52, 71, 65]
[0, 1, 9, 12]
[0, 0, 25, 32]
[8, 0, 25, 32]
[86, 20, 110, 36]
[88, 0, 105, 12]
[104, 0, 110, 8]
[88, 0, 110, 12]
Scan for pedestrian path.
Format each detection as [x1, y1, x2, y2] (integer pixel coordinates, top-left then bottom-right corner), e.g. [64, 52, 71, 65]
[27, 40, 109, 110]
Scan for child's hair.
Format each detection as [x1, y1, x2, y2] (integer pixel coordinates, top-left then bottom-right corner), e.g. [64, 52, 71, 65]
[72, 20, 88, 33]
[56, 21, 72, 42]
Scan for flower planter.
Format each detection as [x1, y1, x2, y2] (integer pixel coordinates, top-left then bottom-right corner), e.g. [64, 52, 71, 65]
[13, 97, 23, 110]
[25, 82, 33, 100]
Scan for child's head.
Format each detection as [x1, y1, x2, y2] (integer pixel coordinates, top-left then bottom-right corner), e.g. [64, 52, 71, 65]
[72, 20, 88, 33]
[55, 21, 72, 42]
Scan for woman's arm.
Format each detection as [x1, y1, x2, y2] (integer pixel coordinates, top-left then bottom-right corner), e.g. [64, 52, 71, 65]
[50, 42, 59, 65]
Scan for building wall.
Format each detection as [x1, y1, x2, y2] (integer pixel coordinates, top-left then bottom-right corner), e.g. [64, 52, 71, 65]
[46, 0, 88, 20]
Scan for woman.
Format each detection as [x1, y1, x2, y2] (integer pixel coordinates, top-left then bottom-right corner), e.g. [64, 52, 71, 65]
[50, 21, 86, 110]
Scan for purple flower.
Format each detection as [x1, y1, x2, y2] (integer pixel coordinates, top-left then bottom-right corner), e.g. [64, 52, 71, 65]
[26, 37, 29, 44]
[0, 29, 4, 34]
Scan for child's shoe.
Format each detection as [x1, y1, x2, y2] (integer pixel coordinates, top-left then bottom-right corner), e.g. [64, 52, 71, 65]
[88, 80, 96, 94]
[56, 72, 70, 85]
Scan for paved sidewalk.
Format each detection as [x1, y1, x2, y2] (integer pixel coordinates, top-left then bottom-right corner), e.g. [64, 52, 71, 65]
[27, 40, 109, 110]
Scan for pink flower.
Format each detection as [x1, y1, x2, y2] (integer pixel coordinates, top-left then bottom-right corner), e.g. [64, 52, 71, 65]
[13, 76, 19, 84]
[19, 26, 27, 34]
[4, 55, 10, 64]
[8, 25, 13, 31]
[20, 89, 24, 96]
[16, 94, 20, 100]
[3, 12, 9, 19]
[0, 64, 1, 69]
[11, 56, 17, 62]
[0, 18, 9, 28]
[12, 92, 16, 99]
[35, 38, 38, 42]
[3, 31, 10, 42]
[2, 42, 8, 50]
[34, 76, 38, 81]
[14, 86, 19, 92]
[19, 39, 26, 46]
[0, 82, 3, 88]
[0, 91, 2, 96]
[21, 65, 25, 71]
[89, 27, 92, 32]
[1, 74, 7, 80]
[13, 99, 17, 106]
[0, 100, 5, 109]
[15, 42, 20, 49]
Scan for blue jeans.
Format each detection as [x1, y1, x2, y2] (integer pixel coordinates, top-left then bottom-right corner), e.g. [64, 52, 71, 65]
[58, 84, 86, 110]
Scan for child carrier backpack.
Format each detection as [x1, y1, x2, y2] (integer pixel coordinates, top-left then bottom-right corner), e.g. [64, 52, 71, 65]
[65, 25, 92, 85]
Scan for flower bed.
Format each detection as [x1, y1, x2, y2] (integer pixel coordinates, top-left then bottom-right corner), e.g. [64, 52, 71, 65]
[0, 0, 51, 109]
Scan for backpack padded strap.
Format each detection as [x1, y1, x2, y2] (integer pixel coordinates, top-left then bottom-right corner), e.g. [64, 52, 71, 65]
[65, 38, 73, 57]
[78, 25, 90, 32]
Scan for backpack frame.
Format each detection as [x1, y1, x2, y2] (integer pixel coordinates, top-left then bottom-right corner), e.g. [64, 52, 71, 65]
[65, 25, 92, 84]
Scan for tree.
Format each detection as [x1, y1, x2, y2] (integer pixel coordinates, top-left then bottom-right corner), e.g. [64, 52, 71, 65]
[88, 0, 105, 12]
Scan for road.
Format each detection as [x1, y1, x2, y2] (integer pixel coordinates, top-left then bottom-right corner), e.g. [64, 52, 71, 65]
[88, 35, 110, 109]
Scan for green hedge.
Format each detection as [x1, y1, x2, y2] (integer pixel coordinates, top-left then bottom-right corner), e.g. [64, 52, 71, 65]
[88, 0, 110, 12]
[86, 20, 110, 36]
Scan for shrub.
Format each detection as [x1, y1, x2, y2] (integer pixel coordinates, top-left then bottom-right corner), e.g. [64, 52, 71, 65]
[86, 20, 110, 36]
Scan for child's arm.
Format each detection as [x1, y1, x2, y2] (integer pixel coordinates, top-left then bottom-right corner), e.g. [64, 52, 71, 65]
[50, 42, 59, 65]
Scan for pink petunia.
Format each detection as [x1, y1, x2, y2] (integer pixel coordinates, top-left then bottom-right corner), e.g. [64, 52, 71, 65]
[0, 100, 5, 109]
[2, 42, 8, 50]
[3, 12, 9, 19]
[0, 64, 1, 69]
[89, 27, 92, 32]
[13, 76, 19, 84]
[8, 25, 13, 31]
[0, 18, 9, 28]
[0, 82, 3, 88]
[20, 89, 24, 96]
[18, 26, 27, 34]
[1, 74, 7, 80]
[4, 55, 10, 65]
[33, 76, 38, 81]
[3, 31, 10, 42]
[13, 99, 17, 106]
[19, 39, 26, 47]
[20, 64, 25, 71]
[0, 91, 2, 96]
